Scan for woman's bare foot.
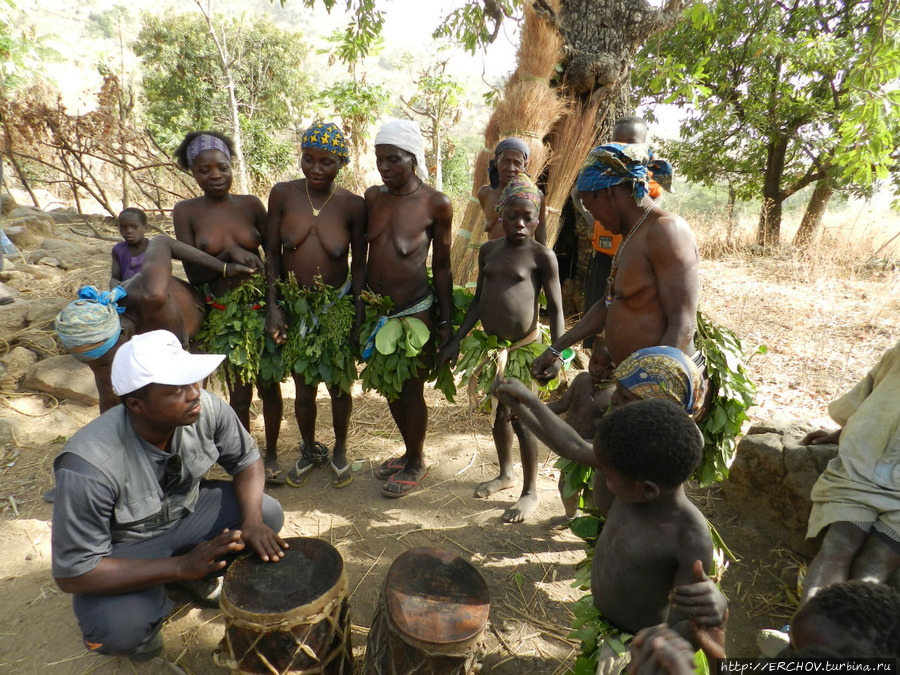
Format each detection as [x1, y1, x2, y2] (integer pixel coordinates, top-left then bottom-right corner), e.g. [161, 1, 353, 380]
[474, 475, 516, 498]
[503, 493, 540, 523]
[382, 464, 428, 497]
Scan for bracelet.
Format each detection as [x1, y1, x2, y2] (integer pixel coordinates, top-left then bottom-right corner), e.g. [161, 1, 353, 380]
[548, 346, 563, 359]
[223, 261, 228, 276]
[438, 320, 450, 326]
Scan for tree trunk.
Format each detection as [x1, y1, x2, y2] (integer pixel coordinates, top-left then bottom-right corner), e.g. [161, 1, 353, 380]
[792, 177, 833, 248]
[725, 182, 737, 244]
[756, 135, 788, 246]
[433, 124, 442, 192]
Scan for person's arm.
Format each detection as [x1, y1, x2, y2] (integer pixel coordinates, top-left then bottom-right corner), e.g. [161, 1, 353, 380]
[110, 249, 122, 290]
[802, 428, 841, 445]
[349, 193, 368, 347]
[264, 185, 288, 346]
[231, 459, 288, 562]
[56, 530, 246, 595]
[249, 195, 268, 251]
[535, 192, 547, 245]
[431, 192, 454, 349]
[492, 377, 599, 467]
[439, 245, 485, 365]
[629, 625, 700, 675]
[172, 201, 216, 286]
[545, 379, 575, 415]
[646, 216, 700, 353]
[532, 300, 608, 383]
[538, 245, 565, 343]
[668, 560, 728, 661]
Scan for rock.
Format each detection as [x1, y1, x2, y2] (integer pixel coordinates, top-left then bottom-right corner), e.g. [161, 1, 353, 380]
[14, 330, 59, 357]
[17, 263, 62, 282]
[1, 193, 17, 214]
[23, 355, 99, 406]
[48, 207, 80, 224]
[3, 224, 45, 249]
[723, 420, 838, 556]
[0, 346, 38, 389]
[0, 300, 29, 334]
[39, 257, 61, 268]
[39, 238, 70, 251]
[0, 417, 20, 447]
[25, 297, 68, 327]
[0, 281, 18, 300]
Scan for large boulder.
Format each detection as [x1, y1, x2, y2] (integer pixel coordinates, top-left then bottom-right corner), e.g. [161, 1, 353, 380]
[23, 355, 98, 406]
[0, 417, 20, 447]
[24, 297, 68, 327]
[0, 299, 29, 334]
[723, 419, 835, 556]
[1, 193, 17, 214]
[0, 346, 38, 389]
[3, 207, 54, 249]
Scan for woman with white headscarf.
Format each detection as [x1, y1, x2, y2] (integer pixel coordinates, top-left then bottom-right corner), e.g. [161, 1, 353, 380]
[358, 119, 454, 498]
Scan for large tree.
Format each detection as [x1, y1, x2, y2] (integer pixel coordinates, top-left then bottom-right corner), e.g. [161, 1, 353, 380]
[636, 0, 900, 246]
[133, 11, 313, 191]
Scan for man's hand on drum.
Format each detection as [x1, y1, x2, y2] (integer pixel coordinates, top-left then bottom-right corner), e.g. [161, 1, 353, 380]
[180, 529, 245, 579]
[239, 519, 288, 563]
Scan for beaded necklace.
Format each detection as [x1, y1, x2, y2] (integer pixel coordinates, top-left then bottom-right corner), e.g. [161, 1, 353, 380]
[604, 203, 654, 308]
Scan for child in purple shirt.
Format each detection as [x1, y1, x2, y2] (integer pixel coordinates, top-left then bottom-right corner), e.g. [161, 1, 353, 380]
[110, 208, 148, 288]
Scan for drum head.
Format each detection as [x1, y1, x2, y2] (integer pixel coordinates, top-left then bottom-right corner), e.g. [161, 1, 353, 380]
[385, 547, 489, 645]
[223, 537, 344, 615]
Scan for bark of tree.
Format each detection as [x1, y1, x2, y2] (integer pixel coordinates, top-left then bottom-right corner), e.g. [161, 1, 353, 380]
[757, 135, 788, 246]
[792, 177, 833, 248]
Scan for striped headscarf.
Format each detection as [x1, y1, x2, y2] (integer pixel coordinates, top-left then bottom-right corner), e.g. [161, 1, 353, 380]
[55, 286, 127, 362]
[186, 134, 231, 169]
[576, 143, 673, 204]
[496, 173, 542, 215]
[614, 346, 704, 416]
[301, 122, 350, 166]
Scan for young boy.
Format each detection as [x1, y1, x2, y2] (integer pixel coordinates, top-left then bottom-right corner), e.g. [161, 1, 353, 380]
[492, 386, 725, 667]
[110, 208, 149, 288]
[441, 173, 564, 523]
[546, 340, 615, 519]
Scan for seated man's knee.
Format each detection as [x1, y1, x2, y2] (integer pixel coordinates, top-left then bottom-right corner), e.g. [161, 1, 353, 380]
[73, 589, 169, 656]
[261, 493, 284, 533]
[821, 522, 869, 555]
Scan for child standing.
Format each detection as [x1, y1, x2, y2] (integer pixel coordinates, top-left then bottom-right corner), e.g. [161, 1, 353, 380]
[110, 208, 149, 289]
[441, 173, 564, 523]
[546, 340, 615, 519]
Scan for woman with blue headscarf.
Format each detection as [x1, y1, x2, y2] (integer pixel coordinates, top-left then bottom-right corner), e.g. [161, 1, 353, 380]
[531, 142, 702, 386]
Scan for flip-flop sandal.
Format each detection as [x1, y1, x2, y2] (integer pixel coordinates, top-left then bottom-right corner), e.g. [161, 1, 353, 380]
[331, 461, 354, 489]
[374, 457, 406, 479]
[301, 441, 330, 466]
[265, 467, 286, 486]
[285, 455, 316, 488]
[382, 469, 428, 498]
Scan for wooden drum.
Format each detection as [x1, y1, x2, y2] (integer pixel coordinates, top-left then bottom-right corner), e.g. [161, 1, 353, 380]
[216, 537, 352, 675]
[363, 546, 490, 675]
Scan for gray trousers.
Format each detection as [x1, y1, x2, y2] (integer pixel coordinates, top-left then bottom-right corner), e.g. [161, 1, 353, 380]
[72, 481, 284, 657]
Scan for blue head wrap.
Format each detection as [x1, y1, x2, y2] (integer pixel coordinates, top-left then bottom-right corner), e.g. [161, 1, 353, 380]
[301, 122, 350, 166]
[576, 143, 674, 204]
[55, 286, 127, 362]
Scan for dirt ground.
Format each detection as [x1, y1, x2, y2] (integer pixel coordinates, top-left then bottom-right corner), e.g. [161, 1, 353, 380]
[1, 228, 898, 674]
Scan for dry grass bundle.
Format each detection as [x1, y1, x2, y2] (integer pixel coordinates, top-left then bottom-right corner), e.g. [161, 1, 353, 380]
[514, 0, 563, 81]
[542, 98, 607, 246]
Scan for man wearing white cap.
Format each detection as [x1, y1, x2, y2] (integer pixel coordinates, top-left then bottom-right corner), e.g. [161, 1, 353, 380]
[51, 330, 287, 662]
[359, 119, 453, 497]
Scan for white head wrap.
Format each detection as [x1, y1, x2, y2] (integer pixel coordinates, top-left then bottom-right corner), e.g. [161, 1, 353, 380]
[374, 120, 428, 181]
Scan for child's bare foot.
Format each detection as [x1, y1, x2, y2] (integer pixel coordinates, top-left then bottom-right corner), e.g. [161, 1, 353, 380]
[264, 453, 285, 486]
[503, 493, 540, 523]
[547, 514, 576, 531]
[474, 476, 516, 498]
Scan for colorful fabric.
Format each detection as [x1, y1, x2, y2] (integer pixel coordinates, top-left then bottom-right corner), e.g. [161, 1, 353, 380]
[614, 346, 705, 416]
[186, 134, 231, 169]
[280, 275, 356, 394]
[374, 120, 428, 181]
[112, 241, 144, 282]
[301, 122, 349, 166]
[496, 173, 542, 215]
[359, 291, 434, 401]
[591, 221, 622, 255]
[55, 286, 127, 362]
[576, 143, 674, 204]
[195, 275, 283, 386]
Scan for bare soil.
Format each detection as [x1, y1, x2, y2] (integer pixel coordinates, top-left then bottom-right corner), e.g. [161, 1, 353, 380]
[1, 229, 898, 673]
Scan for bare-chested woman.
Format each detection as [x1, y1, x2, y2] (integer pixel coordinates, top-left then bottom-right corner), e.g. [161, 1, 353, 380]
[265, 122, 366, 489]
[477, 138, 547, 244]
[172, 131, 284, 483]
[361, 120, 453, 497]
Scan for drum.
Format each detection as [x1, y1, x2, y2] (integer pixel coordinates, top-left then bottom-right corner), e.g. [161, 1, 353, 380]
[216, 537, 352, 675]
[363, 546, 490, 675]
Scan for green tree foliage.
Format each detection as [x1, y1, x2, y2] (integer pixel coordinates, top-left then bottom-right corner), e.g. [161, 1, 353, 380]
[636, 0, 900, 246]
[132, 12, 312, 189]
[432, 0, 522, 53]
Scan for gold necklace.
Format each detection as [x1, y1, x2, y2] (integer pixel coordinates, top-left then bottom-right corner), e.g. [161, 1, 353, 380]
[306, 181, 335, 217]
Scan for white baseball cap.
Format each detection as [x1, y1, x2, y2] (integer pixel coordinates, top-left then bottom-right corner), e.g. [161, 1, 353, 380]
[112, 330, 225, 396]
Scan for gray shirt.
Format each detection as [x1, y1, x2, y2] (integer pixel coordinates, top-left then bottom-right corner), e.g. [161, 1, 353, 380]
[52, 390, 259, 578]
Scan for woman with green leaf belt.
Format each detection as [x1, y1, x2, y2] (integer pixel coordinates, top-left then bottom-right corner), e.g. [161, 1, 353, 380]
[265, 122, 367, 490]
[360, 120, 454, 498]
[172, 131, 285, 484]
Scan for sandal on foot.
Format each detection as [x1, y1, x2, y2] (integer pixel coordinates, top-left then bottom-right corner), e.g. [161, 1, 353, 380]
[301, 441, 330, 466]
[331, 461, 354, 489]
[382, 469, 428, 498]
[265, 467, 286, 486]
[286, 455, 316, 488]
[374, 457, 406, 479]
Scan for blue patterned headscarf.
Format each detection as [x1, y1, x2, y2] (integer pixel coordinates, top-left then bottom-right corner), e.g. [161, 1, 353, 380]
[576, 143, 674, 204]
[55, 286, 127, 362]
[186, 134, 231, 169]
[614, 346, 704, 416]
[301, 122, 350, 166]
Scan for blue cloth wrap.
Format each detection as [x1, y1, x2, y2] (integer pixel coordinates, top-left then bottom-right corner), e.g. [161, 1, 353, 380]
[576, 143, 674, 204]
